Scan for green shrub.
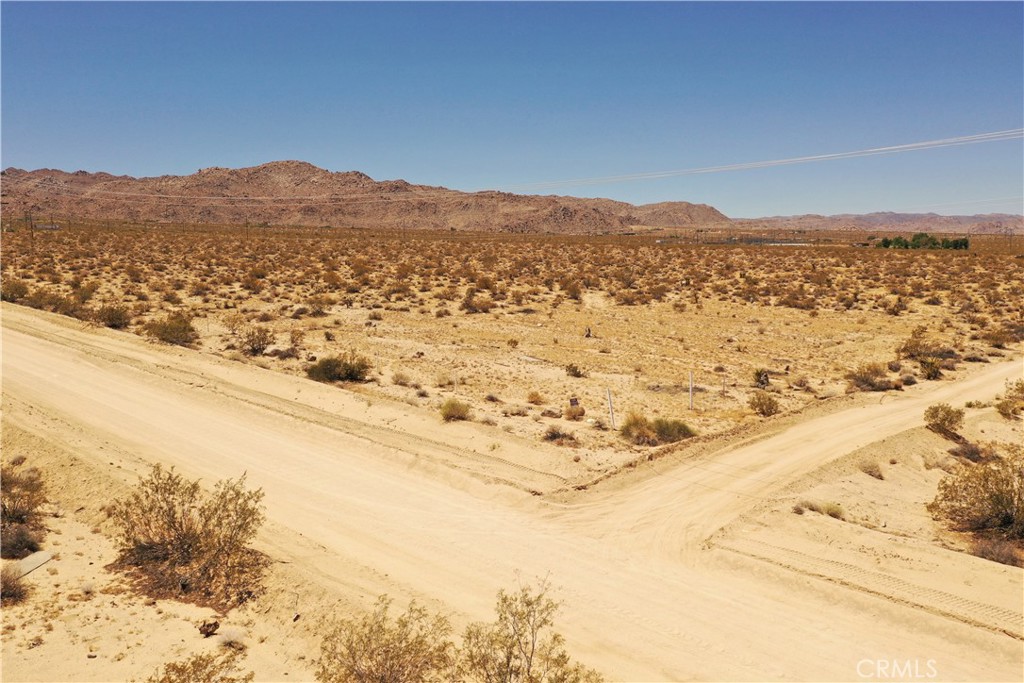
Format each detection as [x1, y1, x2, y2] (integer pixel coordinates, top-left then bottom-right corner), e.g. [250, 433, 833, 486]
[144, 312, 199, 346]
[845, 363, 896, 391]
[995, 379, 1024, 420]
[0, 278, 29, 302]
[929, 447, 1024, 539]
[748, 390, 780, 417]
[109, 465, 267, 610]
[239, 325, 274, 356]
[316, 596, 454, 683]
[95, 304, 133, 329]
[924, 403, 964, 435]
[461, 580, 604, 683]
[439, 399, 471, 422]
[307, 352, 372, 383]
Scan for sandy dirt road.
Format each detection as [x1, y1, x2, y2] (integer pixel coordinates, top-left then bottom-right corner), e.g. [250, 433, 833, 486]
[3, 304, 1022, 681]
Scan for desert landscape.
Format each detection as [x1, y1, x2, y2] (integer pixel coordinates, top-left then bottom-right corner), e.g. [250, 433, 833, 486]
[1, 188, 1022, 681]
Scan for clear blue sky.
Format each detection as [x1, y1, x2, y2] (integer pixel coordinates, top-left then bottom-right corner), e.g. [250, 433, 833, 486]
[2, 1, 1021, 218]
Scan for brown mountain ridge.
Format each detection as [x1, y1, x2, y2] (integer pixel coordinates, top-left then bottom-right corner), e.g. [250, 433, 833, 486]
[2, 160, 1019, 234]
[0, 161, 728, 234]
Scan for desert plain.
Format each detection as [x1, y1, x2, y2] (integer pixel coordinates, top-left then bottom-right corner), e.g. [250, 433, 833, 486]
[1, 221, 1022, 682]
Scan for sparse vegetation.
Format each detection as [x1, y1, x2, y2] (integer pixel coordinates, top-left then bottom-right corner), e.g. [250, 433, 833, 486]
[1, 460, 47, 559]
[924, 403, 964, 435]
[970, 537, 1021, 567]
[1, 563, 29, 605]
[316, 596, 455, 683]
[139, 650, 254, 683]
[929, 446, 1024, 539]
[620, 412, 695, 446]
[844, 363, 897, 392]
[316, 581, 602, 683]
[748, 390, 780, 417]
[108, 465, 267, 610]
[307, 352, 373, 383]
[858, 460, 884, 480]
[439, 398, 471, 422]
[144, 312, 199, 346]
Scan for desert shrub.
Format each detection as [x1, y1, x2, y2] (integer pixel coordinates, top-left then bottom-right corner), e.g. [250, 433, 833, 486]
[307, 352, 372, 383]
[1, 563, 28, 605]
[316, 595, 455, 683]
[929, 447, 1023, 538]
[651, 418, 696, 443]
[543, 426, 578, 447]
[440, 399, 471, 422]
[970, 538, 1021, 567]
[564, 404, 586, 421]
[526, 391, 545, 405]
[392, 371, 412, 387]
[140, 650, 254, 683]
[752, 368, 770, 388]
[799, 500, 844, 519]
[0, 277, 29, 302]
[924, 403, 964, 435]
[461, 580, 604, 683]
[108, 465, 267, 609]
[844, 363, 895, 391]
[1, 524, 42, 559]
[144, 312, 199, 346]
[995, 379, 1024, 420]
[918, 358, 943, 380]
[620, 412, 659, 446]
[821, 502, 845, 520]
[239, 325, 274, 356]
[748, 390, 780, 417]
[564, 364, 588, 378]
[858, 460, 884, 480]
[1, 464, 46, 527]
[307, 294, 334, 317]
[95, 304, 133, 329]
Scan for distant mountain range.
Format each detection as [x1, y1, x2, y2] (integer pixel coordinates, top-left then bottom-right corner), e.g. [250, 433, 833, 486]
[2, 161, 1019, 234]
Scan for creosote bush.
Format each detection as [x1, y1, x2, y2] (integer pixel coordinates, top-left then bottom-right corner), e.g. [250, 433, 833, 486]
[316, 596, 455, 683]
[239, 325, 274, 356]
[924, 402, 964, 435]
[144, 312, 199, 346]
[307, 352, 373, 383]
[928, 446, 1023, 539]
[748, 390, 780, 417]
[844, 363, 897, 392]
[1, 460, 46, 559]
[315, 580, 604, 683]
[94, 303, 133, 329]
[139, 650, 254, 683]
[440, 398, 472, 422]
[109, 465, 267, 610]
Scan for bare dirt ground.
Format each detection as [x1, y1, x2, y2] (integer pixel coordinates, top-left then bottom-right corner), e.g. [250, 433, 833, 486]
[2, 303, 1022, 682]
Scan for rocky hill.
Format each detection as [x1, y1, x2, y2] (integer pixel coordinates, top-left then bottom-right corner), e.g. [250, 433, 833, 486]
[735, 212, 1022, 235]
[0, 161, 730, 234]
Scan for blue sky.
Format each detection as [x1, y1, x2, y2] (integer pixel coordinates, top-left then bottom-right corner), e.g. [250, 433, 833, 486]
[2, 1, 1021, 218]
